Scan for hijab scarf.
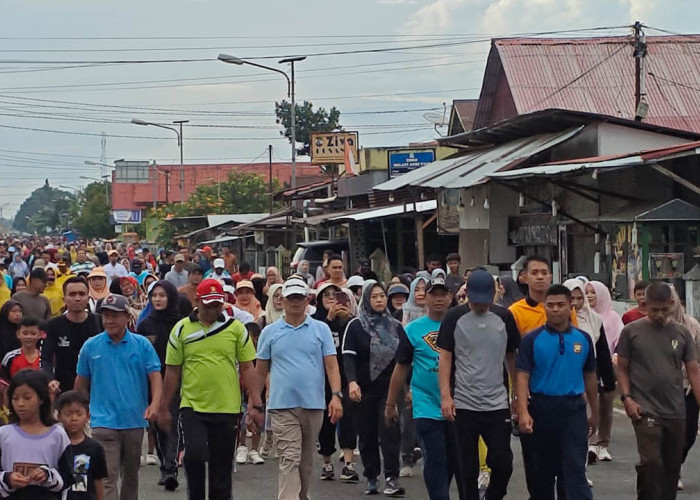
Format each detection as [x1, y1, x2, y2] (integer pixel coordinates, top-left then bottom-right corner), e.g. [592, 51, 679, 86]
[263, 283, 285, 324]
[359, 280, 400, 381]
[499, 276, 525, 308]
[563, 279, 603, 353]
[401, 276, 429, 326]
[589, 281, 624, 354]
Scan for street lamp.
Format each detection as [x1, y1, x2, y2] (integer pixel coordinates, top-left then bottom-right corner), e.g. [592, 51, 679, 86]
[131, 119, 189, 202]
[84, 160, 113, 202]
[218, 53, 306, 189]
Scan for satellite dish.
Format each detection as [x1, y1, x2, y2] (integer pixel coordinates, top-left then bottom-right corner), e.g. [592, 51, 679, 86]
[422, 103, 448, 136]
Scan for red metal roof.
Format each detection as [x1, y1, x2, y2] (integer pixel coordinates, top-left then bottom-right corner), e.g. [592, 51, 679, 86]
[449, 99, 478, 134]
[475, 35, 700, 133]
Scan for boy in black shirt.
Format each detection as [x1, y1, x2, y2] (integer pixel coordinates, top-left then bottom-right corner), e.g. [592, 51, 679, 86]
[56, 391, 108, 500]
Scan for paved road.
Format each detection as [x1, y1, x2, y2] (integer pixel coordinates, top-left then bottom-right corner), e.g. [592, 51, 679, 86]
[137, 410, 700, 498]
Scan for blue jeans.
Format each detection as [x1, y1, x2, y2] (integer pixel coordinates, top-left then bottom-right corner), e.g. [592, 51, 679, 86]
[414, 418, 454, 500]
[530, 394, 592, 500]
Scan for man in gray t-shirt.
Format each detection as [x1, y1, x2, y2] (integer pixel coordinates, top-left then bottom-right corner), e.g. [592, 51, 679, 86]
[618, 282, 700, 500]
[437, 270, 519, 500]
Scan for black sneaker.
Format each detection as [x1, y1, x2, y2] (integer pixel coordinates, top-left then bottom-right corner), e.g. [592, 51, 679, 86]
[383, 477, 405, 497]
[364, 478, 379, 495]
[157, 473, 167, 486]
[340, 462, 360, 483]
[163, 473, 179, 491]
[321, 462, 335, 481]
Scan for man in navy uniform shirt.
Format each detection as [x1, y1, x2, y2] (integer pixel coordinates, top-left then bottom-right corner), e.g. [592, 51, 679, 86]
[515, 284, 598, 500]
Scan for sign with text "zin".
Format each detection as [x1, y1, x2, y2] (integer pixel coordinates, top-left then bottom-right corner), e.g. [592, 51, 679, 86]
[310, 131, 359, 165]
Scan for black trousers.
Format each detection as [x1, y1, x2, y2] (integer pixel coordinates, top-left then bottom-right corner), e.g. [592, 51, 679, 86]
[633, 415, 685, 500]
[154, 392, 181, 475]
[682, 392, 699, 463]
[318, 395, 357, 457]
[453, 409, 513, 500]
[181, 408, 240, 500]
[353, 393, 401, 480]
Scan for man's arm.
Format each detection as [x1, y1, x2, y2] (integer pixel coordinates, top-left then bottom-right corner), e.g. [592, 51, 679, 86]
[385, 363, 410, 425]
[161, 365, 182, 411]
[239, 360, 262, 408]
[144, 371, 162, 421]
[515, 371, 533, 433]
[74, 375, 90, 394]
[584, 370, 599, 433]
[323, 355, 343, 424]
[247, 359, 270, 429]
[438, 350, 455, 421]
[617, 356, 642, 420]
[685, 359, 700, 407]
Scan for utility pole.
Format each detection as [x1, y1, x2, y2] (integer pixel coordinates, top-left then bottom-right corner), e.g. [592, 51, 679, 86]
[173, 120, 188, 202]
[268, 145, 273, 214]
[633, 21, 648, 121]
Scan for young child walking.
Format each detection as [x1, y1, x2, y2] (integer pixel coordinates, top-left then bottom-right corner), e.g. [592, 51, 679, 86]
[0, 369, 73, 499]
[56, 390, 107, 500]
[1, 318, 42, 380]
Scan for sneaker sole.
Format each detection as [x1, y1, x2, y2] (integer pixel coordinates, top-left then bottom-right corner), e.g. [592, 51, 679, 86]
[383, 490, 406, 497]
[164, 477, 179, 491]
[341, 476, 360, 483]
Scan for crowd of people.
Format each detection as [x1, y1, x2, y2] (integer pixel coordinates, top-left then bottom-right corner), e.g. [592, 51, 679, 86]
[0, 235, 696, 500]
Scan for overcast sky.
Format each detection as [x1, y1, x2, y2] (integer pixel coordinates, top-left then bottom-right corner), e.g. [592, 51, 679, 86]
[1, 0, 698, 216]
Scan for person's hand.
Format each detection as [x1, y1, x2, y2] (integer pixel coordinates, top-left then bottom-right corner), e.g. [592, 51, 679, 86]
[248, 407, 265, 429]
[48, 380, 60, 396]
[336, 306, 351, 319]
[156, 408, 172, 431]
[245, 414, 259, 435]
[441, 396, 456, 421]
[588, 414, 598, 437]
[27, 467, 47, 485]
[624, 397, 642, 421]
[518, 411, 534, 434]
[327, 304, 339, 321]
[328, 396, 343, 424]
[384, 404, 399, 427]
[404, 389, 412, 404]
[144, 403, 160, 422]
[9, 472, 30, 489]
[348, 381, 362, 402]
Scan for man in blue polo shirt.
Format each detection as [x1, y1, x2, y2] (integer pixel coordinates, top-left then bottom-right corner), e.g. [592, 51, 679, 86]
[250, 276, 343, 500]
[515, 284, 598, 500]
[76, 293, 162, 500]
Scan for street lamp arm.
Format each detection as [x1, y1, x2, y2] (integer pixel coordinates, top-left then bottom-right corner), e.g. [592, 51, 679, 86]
[218, 54, 290, 97]
[131, 119, 181, 145]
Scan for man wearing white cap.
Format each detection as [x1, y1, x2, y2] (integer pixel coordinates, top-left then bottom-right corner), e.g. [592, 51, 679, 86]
[204, 258, 232, 283]
[250, 276, 343, 500]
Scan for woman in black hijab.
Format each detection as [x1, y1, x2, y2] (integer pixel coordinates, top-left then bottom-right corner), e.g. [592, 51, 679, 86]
[498, 276, 525, 308]
[0, 300, 22, 361]
[137, 280, 186, 490]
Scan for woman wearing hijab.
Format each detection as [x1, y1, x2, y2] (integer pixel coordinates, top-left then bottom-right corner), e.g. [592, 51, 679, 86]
[0, 300, 22, 361]
[563, 279, 616, 470]
[584, 280, 624, 463]
[10, 277, 26, 296]
[498, 276, 524, 309]
[399, 276, 429, 326]
[87, 267, 110, 313]
[250, 275, 268, 310]
[137, 280, 185, 490]
[0, 271, 11, 309]
[297, 260, 315, 287]
[313, 282, 358, 482]
[258, 283, 284, 329]
[234, 280, 263, 321]
[343, 281, 406, 496]
[42, 264, 64, 317]
[110, 276, 143, 330]
[263, 266, 283, 295]
[669, 288, 700, 489]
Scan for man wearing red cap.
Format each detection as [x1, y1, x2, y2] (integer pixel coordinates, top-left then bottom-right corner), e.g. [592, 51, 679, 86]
[160, 278, 260, 499]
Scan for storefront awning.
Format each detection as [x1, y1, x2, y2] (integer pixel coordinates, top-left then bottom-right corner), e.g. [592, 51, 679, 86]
[296, 200, 437, 227]
[198, 234, 254, 245]
[373, 127, 583, 191]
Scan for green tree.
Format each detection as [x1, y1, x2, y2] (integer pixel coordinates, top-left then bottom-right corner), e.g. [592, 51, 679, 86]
[14, 180, 74, 234]
[275, 100, 342, 157]
[71, 182, 114, 239]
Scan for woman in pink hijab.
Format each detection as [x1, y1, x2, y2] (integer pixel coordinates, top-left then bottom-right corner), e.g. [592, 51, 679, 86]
[586, 280, 624, 463]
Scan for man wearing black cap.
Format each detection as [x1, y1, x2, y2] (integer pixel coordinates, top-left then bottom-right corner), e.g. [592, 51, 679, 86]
[13, 268, 51, 322]
[437, 269, 520, 500]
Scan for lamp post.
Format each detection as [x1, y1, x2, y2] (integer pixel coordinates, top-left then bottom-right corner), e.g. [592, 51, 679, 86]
[218, 53, 306, 189]
[131, 119, 189, 202]
[84, 160, 113, 203]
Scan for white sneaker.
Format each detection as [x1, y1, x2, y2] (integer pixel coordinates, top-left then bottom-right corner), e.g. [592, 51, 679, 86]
[235, 445, 248, 464]
[146, 453, 158, 466]
[353, 448, 360, 456]
[678, 478, 684, 490]
[587, 476, 594, 487]
[587, 445, 599, 464]
[399, 465, 413, 477]
[246, 430, 253, 438]
[248, 450, 264, 464]
[598, 447, 612, 461]
[478, 470, 491, 490]
[140, 455, 146, 467]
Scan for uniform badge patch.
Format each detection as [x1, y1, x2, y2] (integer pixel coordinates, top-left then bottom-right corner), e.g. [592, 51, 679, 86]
[671, 339, 679, 350]
[573, 342, 582, 354]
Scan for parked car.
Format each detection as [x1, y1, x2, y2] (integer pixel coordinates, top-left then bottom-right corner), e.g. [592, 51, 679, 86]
[291, 239, 349, 278]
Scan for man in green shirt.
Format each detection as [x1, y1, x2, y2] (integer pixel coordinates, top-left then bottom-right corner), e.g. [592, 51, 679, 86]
[160, 278, 260, 499]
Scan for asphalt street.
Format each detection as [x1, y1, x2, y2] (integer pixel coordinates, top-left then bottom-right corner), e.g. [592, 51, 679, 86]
[137, 410, 700, 499]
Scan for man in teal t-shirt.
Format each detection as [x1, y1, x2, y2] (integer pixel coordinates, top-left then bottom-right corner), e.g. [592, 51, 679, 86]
[385, 277, 455, 500]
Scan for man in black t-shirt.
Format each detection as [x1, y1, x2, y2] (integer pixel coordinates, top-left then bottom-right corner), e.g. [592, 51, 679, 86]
[42, 277, 102, 392]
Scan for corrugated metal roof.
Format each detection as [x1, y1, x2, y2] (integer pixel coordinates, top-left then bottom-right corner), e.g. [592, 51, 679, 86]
[206, 213, 269, 227]
[448, 99, 479, 135]
[487, 35, 700, 133]
[374, 127, 583, 191]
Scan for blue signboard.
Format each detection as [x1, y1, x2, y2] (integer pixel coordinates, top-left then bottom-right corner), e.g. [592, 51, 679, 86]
[388, 150, 436, 178]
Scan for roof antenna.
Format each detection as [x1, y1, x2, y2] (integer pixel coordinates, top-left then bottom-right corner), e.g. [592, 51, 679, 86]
[423, 102, 448, 136]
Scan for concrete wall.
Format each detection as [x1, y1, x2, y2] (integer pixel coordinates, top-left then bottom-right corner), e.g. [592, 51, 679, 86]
[596, 122, 693, 155]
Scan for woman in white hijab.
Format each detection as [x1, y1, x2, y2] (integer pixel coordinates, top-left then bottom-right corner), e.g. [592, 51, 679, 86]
[564, 278, 616, 466]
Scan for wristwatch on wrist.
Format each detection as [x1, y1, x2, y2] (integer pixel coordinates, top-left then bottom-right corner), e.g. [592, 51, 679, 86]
[331, 391, 343, 399]
[252, 404, 265, 412]
[620, 393, 631, 402]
